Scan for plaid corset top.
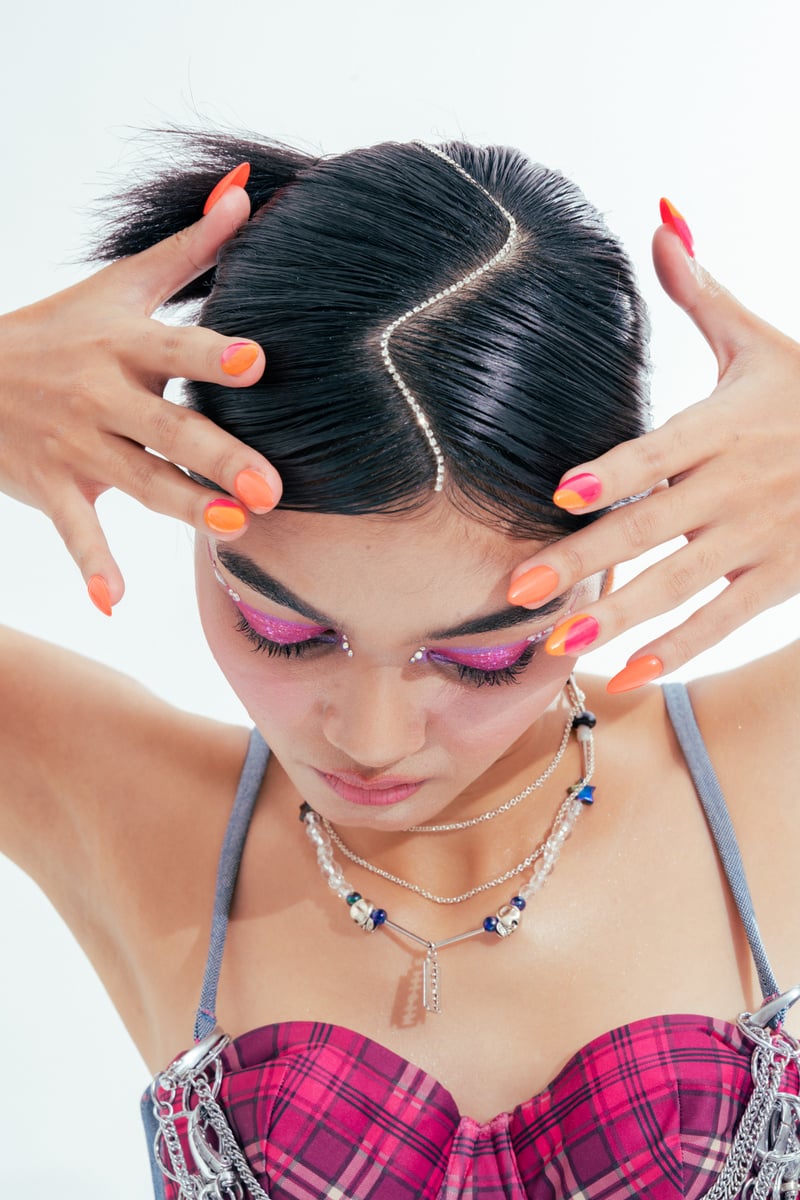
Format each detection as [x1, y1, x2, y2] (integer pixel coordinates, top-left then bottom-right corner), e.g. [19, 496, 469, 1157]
[141, 687, 800, 1199]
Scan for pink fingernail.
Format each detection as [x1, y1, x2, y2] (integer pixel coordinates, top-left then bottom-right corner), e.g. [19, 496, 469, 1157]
[659, 198, 695, 259]
[553, 472, 602, 510]
[221, 342, 260, 376]
[545, 614, 599, 656]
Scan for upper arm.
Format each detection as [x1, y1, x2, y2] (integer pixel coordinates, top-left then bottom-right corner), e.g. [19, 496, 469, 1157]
[0, 623, 224, 906]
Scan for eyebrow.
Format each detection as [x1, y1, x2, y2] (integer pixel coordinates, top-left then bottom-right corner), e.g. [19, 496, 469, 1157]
[216, 547, 570, 642]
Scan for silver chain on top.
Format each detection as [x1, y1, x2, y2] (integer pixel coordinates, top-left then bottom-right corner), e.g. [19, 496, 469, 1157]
[151, 1028, 272, 1199]
[379, 141, 519, 492]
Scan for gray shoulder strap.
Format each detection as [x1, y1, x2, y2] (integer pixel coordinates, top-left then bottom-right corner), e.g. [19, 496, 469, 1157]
[193, 727, 271, 1040]
[662, 682, 780, 1003]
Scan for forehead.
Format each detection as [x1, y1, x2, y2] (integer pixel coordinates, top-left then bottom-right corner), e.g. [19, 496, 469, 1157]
[222, 501, 550, 633]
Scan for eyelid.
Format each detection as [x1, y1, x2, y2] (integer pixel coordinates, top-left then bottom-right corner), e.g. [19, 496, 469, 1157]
[425, 627, 555, 670]
[234, 599, 334, 645]
[208, 543, 335, 644]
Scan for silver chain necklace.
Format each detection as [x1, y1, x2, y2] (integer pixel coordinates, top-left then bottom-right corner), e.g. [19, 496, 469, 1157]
[404, 676, 585, 832]
[300, 678, 597, 1014]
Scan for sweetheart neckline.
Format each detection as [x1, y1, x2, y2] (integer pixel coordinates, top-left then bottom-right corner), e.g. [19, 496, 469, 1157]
[186, 1009, 752, 1129]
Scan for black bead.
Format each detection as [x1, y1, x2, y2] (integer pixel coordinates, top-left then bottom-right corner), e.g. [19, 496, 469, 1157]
[298, 801, 313, 822]
[572, 711, 597, 729]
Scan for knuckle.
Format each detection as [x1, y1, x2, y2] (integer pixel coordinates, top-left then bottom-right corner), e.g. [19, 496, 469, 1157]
[126, 453, 159, 501]
[558, 542, 589, 583]
[667, 627, 697, 666]
[663, 562, 697, 605]
[632, 431, 667, 477]
[147, 401, 187, 454]
[617, 504, 657, 553]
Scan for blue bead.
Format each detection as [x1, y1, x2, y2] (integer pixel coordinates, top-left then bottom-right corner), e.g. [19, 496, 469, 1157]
[510, 895, 526, 910]
[371, 909, 387, 926]
[346, 892, 362, 906]
[483, 916, 498, 932]
[577, 785, 596, 804]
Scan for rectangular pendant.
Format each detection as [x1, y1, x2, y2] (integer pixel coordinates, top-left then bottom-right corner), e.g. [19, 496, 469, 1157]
[422, 947, 441, 1014]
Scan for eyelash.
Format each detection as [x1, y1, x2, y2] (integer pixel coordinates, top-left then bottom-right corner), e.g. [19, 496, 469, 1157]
[233, 614, 540, 687]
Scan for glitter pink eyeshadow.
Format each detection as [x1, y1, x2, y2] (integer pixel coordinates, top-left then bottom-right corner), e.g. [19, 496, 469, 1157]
[235, 599, 333, 645]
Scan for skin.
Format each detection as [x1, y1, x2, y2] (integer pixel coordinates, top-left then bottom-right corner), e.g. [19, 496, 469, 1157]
[3, 498, 798, 1125]
[1, 174, 799, 1125]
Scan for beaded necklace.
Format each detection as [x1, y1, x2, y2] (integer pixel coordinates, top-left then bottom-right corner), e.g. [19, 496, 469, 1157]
[300, 681, 597, 1014]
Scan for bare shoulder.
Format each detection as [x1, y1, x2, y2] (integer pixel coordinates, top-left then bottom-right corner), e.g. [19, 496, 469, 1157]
[684, 641, 800, 778]
[683, 642, 800, 998]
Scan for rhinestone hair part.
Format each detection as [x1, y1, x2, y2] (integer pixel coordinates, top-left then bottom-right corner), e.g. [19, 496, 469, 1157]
[379, 141, 520, 493]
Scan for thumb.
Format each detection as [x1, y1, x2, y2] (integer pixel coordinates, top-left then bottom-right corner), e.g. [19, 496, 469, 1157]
[652, 211, 762, 377]
[103, 180, 252, 315]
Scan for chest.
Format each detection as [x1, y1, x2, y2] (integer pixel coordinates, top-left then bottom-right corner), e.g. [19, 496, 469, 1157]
[145, 711, 800, 1123]
[193, 784, 766, 1121]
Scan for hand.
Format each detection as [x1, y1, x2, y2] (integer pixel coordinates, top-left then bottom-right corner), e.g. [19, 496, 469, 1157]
[507, 208, 800, 692]
[0, 173, 282, 614]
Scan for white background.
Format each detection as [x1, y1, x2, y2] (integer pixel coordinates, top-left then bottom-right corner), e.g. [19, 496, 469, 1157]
[1, 0, 798, 1193]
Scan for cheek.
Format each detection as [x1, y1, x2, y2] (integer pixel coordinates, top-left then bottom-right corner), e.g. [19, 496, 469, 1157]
[420, 653, 572, 759]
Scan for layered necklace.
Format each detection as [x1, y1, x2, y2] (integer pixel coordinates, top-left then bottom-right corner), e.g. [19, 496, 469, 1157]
[300, 675, 597, 1014]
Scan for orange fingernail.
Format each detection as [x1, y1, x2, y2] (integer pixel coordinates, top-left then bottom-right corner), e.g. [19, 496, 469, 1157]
[659, 197, 695, 259]
[87, 575, 112, 617]
[204, 499, 248, 534]
[553, 472, 602, 510]
[234, 469, 276, 514]
[606, 655, 664, 694]
[221, 342, 260, 376]
[507, 565, 560, 607]
[203, 162, 251, 214]
[545, 614, 599, 657]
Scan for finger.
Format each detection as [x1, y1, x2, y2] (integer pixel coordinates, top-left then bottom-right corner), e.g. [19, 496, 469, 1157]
[99, 438, 254, 539]
[508, 478, 711, 608]
[102, 182, 251, 315]
[652, 219, 763, 376]
[48, 490, 126, 611]
[604, 569, 787, 693]
[111, 395, 282, 512]
[543, 534, 731, 662]
[124, 321, 267, 390]
[545, 412, 700, 517]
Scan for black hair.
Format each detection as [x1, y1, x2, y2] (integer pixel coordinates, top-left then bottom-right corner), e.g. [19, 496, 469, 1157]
[89, 126, 651, 540]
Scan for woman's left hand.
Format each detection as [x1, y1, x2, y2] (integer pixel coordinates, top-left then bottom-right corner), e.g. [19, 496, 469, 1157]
[507, 209, 800, 693]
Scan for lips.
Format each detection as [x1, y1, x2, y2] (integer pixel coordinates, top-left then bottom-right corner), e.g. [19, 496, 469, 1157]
[315, 768, 426, 807]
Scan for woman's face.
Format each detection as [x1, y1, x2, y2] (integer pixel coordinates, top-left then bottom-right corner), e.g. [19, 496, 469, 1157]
[195, 501, 601, 831]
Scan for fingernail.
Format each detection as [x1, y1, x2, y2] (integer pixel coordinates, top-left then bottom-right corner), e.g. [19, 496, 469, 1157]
[553, 472, 603, 510]
[659, 197, 695, 259]
[507, 564, 560, 607]
[203, 162, 251, 215]
[606, 655, 664, 694]
[234, 469, 276, 514]
[221, 342, 260, 376]
[204, 498, 248, 534]
[545, 614, 599, 657]
[87, 575, 113, 617]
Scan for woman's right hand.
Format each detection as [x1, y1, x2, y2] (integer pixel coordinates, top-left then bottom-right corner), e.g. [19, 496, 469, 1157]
[0, 172, 282, 615]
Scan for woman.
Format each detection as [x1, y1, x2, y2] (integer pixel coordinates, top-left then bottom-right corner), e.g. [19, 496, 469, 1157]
[2, 130, 799, 1198]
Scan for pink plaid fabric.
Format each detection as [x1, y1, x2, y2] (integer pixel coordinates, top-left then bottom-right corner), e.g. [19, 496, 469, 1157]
[150, 1009, 792, 1198]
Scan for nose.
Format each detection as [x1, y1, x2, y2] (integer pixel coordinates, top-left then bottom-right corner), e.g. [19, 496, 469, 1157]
[322, 663, 427, 769]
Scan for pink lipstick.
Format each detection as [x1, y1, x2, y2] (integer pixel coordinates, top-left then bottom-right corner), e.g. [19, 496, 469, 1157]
[316, 769, 426, 807]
